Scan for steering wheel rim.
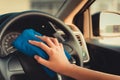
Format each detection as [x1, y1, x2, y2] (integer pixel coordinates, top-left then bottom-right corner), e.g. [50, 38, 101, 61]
[0, 11, 83, 80]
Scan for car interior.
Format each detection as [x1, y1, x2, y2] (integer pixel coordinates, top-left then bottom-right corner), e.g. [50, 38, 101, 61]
[0, 0, 120, 80]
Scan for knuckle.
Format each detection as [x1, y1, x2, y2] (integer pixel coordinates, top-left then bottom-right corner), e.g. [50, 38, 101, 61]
[48, 48, 54, 55]
[54, 38, 58, 41]
[44, 37, 50, 41]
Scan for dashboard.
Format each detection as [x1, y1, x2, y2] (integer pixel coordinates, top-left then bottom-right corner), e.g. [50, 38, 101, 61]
[0, 24, 61, 57]
[0, 12, 65, 57]
[0, 18, 69, 57]
[0, 25, 90, 63]
[0, 11, 89, 80]
[0, 11, 90, 64]
[1, 32, 20, 56]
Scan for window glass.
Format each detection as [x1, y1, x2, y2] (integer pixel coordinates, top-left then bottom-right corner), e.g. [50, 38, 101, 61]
[91, 0, 120, 15]
[0, 0, 65, 15]
[30, 0, 65, 15]
[90, 0, 120, 37]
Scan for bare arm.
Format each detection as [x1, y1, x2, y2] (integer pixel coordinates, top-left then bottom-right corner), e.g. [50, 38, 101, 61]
[29, 35, 120, 80]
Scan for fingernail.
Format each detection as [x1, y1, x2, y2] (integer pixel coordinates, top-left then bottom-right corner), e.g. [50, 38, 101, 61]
[28, 40, 33, 43]
[34, 55, 39, 59]
[35, 35, 38, 37]
[35, 35, 42, 38]
[43, 35, 46, 37]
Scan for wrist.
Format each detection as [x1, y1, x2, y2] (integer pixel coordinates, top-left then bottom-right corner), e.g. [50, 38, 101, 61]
[59, 63, 75, 75]
[58, 64, 81, 79]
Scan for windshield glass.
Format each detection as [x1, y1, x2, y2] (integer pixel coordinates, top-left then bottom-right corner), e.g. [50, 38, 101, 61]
[0, 0, 66, 15]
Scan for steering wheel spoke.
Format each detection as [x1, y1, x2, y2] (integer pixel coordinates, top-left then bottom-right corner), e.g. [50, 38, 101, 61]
[0, 54, 24, 80]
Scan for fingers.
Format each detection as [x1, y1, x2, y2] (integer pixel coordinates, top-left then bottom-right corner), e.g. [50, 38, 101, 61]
[30, 35, 62, 49]
[59, 43, 64, 50]
[37, 35, 59, 46]
[29, 40, 52, 55]
[28, 35, 61, 56]
[50, 37, 59, 46]
[36, 35, 59, 47]
[34, 55, 49, 67]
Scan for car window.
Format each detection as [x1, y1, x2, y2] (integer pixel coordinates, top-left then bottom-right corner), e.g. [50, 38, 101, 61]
[90, 0, 120, 37]
[0, 0, 66, 15]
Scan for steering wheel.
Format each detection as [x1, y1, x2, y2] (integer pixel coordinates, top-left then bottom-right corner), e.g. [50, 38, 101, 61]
[0, 11, 83, 80]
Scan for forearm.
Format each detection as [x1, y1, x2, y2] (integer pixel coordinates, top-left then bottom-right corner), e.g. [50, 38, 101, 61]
[31, 36, 120, 80]
[61, 64, 120, 80]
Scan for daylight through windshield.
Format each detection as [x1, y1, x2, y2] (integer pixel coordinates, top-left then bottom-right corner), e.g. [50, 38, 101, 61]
[0, 0, 65, 15]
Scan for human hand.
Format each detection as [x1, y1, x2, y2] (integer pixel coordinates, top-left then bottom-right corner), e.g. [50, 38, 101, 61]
[29, 35, 71, 74]
[29, 36, 120, 80]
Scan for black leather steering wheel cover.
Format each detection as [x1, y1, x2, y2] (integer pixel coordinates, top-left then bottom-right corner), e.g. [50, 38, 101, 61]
[0, 10, 83, 80]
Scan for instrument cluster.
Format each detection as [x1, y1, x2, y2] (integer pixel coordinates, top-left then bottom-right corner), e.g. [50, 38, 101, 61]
[1, 32, 20, 57]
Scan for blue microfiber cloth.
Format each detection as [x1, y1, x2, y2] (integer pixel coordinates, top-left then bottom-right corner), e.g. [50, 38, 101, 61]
[12, 29, 71, 78]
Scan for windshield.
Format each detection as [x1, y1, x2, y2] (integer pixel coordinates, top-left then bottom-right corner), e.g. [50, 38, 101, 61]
[0, 0, 66, 15]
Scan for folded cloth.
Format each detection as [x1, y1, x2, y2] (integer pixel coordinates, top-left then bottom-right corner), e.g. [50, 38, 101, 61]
[12, 29, 71, 78]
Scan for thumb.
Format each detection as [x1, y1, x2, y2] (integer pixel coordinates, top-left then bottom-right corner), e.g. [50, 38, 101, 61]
[34, 55, 49, 67]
